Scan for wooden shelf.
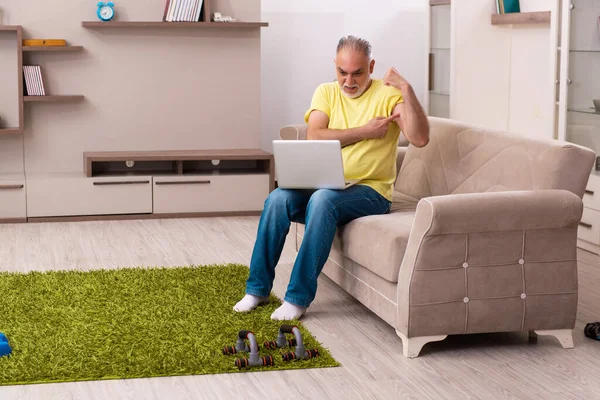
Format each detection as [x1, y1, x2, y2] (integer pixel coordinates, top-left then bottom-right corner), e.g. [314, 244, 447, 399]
[430, 0, 451, 5]
[0, 128, 23, 135]
[491, 11, 551, 25]
[0, 25, 21, 32]
[568, 108, 600, 115]
[23, 46, 83, 52]
[81, 21, 268, 29]
[84, 149, 272, 165]
[24, 95, 84, 103]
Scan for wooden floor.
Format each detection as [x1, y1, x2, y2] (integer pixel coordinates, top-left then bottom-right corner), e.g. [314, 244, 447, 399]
[0, 216, 599, 399]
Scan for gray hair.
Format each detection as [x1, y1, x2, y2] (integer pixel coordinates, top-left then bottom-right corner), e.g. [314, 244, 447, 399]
[336, 35, 372, 59]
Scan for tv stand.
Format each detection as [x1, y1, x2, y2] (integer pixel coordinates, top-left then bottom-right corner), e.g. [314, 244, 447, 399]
[24, 149, 273, 221]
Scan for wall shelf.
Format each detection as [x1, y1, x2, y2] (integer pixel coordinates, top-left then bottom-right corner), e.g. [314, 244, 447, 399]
[492, 11, 551, 25]
[0, 26, 21, 32]
[430, 0, 451, 5]
[81, 21, 268, 29]
[24, 95, 84, 103]
[568, 108, 600, 115]
[0, 128, 22, 135]
[23, 46, 83, 52]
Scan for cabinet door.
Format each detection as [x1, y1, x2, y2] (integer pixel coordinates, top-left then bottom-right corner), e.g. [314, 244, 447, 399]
[0, 176, 26, 220]
[579, 207, 600, 245]
[153, 174, 269, 214]
[27, 174, 153, 217]
[583, 173, 600, 212]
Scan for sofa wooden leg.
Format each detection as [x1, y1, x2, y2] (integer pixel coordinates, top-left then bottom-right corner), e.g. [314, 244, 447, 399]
[396, 330, 447, 358]
[533, 329, 574, 349]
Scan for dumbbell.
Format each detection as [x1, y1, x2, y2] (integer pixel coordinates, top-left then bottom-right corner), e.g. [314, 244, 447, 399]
[263, 324, 297, 350]
[222, 330, 251, 355]
[273, 325, 320, 361]
[223, 330, 274, 369]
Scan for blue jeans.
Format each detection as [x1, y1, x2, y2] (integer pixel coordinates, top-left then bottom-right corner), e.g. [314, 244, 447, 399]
[245, 184, 391, 308]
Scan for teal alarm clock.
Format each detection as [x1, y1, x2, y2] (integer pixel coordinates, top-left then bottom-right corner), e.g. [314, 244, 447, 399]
[97, 2, 115, 22]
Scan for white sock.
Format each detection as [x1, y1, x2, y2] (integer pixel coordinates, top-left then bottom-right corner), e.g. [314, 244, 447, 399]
[233, 294, 269, 312]
[270, 301, 307, 320]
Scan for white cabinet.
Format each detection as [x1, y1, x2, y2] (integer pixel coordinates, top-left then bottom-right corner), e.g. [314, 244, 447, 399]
[21, 150, 273, 221]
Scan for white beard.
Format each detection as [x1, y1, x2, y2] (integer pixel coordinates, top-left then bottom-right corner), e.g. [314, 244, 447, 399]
[339, 80, 369, 99]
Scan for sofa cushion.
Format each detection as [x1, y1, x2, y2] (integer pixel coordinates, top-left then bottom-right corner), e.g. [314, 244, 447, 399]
[338, 210, 415, 283]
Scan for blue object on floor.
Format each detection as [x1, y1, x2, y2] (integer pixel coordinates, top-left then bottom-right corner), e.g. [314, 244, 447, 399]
[0, 332, 12, 357]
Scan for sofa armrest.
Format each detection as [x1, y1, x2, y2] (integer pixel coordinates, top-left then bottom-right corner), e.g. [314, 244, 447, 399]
[414, 189, 582, 236]
[397, 189, 582, 338]
[280, 124, 308, 140]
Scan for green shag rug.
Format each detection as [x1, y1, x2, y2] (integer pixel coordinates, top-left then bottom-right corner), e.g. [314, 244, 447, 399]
[0, 264, 339, 386]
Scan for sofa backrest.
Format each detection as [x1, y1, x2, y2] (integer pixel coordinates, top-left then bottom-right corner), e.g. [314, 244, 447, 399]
[394, 117, 596, 200]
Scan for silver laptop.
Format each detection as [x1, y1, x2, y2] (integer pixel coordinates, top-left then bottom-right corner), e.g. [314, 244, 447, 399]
[272, 140, 360, 190]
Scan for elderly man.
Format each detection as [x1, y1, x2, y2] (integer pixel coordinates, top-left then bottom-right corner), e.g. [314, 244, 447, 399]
[234, 35, 430, 320]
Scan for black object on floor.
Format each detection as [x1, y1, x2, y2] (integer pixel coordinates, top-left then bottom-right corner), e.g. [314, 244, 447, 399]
[584, 322, 600, 340]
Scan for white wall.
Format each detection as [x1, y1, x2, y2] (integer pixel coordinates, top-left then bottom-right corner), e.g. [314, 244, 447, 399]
[451, 0, 559, 140]
[260, 0, 428, 151]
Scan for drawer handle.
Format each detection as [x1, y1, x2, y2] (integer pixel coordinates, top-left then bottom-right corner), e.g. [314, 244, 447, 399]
[580, 222, 593, 229]
[585, 189, 595, 195]
[0, 184, 24, 189]
[93, 180, 150, 186]
[155, 180, 211, 185]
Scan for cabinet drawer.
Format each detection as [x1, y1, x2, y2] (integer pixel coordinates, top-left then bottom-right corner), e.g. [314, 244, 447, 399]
[0, 178, 26, 220]
[583, 174, 600, 211]
[578, 207, 600, 246]
[153, 174, 269, 214]
[27, 174, 153, 217]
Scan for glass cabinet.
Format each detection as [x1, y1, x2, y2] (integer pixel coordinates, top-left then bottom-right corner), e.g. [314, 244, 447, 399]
[428, 0, 451, 118]
[558, 0, 600, 253]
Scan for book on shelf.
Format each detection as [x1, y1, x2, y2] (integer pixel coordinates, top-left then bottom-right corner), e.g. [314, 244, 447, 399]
[22, 65, 46, 96]
[162, 0, 204, 22]
[22, 39, 67, 47]
[496, 0, 520, 14]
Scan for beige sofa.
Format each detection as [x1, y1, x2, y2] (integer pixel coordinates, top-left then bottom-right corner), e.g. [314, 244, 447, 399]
[279, 116, 596, 358]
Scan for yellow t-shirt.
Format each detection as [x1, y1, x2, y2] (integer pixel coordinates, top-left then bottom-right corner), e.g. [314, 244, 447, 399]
[303, 79, 404, 202]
